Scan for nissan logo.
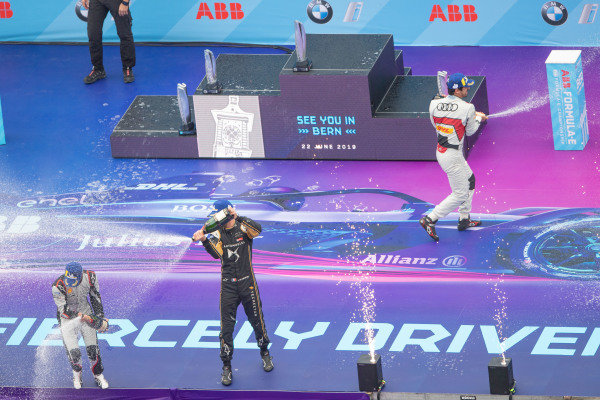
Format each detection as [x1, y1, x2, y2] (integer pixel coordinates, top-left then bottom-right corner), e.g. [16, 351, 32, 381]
[437, 103, 459, 112]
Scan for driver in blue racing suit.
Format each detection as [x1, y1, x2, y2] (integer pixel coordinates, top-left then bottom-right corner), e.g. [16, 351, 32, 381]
[192, 199, 273, 386]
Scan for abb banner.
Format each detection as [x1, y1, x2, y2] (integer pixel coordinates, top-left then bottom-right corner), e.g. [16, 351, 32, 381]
[429, 5, 478, 22]
[0, 2, 13, 19]
[0, 0, 598, 46]
[196, 2, 244, 20]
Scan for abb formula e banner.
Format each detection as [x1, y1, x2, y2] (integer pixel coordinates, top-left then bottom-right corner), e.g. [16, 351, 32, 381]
[1, 0, 599, 46]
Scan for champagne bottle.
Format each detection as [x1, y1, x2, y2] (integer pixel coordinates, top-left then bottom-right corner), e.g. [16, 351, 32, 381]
[204, 208, 233, 233]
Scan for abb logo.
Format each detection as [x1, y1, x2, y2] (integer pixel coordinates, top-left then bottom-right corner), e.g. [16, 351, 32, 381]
[0, 2, 13, 19]
[561, 69, 570, 88]
[197, 2, 244, 20]
[429, 4, 478, 22]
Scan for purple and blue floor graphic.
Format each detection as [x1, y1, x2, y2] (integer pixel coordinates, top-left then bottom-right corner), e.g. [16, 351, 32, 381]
[0, 44, 599, 396]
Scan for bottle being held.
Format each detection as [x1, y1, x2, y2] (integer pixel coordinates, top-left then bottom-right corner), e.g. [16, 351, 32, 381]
[204, 208, 234, 233]
[192, 200, 236, 242]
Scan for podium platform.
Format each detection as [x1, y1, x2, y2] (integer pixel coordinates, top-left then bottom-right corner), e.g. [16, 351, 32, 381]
[111, 34, 487, 160]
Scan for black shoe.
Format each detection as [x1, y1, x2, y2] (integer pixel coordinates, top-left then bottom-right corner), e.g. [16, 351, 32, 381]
[419, 216, 439, 242]
[458, 215, 481, 231]
[221, 365, 232, 386]
[83, 68, 106, 84]
[261, 350, 274, 372]
[123, 67, 135, 83]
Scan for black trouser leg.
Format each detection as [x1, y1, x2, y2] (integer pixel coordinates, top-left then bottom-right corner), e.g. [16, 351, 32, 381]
[104, 0, 135, 68]
[240, 277, 270, 351]
[219, 282, 240, 363]
[87, 0, 109, 70]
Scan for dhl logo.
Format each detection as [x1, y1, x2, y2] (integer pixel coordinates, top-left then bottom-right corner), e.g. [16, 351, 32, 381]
[436, 125, 454, 134]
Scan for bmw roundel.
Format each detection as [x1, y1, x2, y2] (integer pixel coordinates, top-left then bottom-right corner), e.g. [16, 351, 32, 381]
[541, 1, 568, 26]
[307, 0, 333, 24]
[75, 0, 88, 22]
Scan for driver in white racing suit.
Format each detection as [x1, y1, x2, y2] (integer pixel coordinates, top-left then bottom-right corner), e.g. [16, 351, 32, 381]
[52, 262, 109, 389]
[420, 73, 488, 241]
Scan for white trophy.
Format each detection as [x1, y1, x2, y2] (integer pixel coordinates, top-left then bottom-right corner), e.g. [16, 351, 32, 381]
[435, 70, 448, 99]
[203, 49, 222, 94]
[293, 20, 312, 72]
[177, 83, 196, 135]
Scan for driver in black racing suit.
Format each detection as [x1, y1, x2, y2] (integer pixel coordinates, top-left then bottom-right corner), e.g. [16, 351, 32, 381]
[192, 199, 273, 386]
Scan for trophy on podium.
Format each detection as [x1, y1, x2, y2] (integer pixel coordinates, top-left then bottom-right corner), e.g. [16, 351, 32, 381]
[177, 83, 196, 136]
[293, 20, 312, 72]
[202, 49, 222, 94]
[435, 70, 448, 99]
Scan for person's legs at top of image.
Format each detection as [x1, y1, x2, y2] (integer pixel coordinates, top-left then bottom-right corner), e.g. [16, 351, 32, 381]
[105, 0, 135, 83]
[83, 0, 108, 84]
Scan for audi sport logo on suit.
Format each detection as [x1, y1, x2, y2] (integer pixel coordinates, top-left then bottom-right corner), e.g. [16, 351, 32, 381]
[429, 4, 477, 22]
[437, 103, 459, 112]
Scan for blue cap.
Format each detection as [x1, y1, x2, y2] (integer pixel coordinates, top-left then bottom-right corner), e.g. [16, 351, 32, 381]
[208, 199, 233, 216]
[447, 73, 475, 90]
[64, 262, 83, 287]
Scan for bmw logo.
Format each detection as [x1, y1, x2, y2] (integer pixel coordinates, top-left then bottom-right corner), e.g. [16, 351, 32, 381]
[75, 0, 88, 22]
[541, 1, 568, 26]
[307, 0, 333, 24]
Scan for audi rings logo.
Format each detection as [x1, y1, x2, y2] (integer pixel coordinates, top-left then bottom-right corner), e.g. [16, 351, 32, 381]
[307, 0, 333, 24]
[75, 0, 88, 22]
[437, 103, 459, 112]
[442, 255, 467, 267]
[542, 1, 568, 25]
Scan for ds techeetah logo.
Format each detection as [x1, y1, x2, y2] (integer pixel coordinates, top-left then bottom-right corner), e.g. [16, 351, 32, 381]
[227, 248, 240, 262]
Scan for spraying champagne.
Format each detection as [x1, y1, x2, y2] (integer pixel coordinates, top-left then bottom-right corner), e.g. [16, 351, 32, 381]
[192, 203, 235, 242]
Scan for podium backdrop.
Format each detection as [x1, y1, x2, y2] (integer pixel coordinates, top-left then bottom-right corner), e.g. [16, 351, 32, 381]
[0, 0, 599, 46]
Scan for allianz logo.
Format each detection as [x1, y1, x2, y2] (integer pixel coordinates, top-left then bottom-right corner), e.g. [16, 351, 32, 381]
[360, 254, 467, 267]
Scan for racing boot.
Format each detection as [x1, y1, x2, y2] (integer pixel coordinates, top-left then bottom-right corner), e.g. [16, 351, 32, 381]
[419, 216, 439, 242]
[458, 215, 481, 231]
[73, 370, 82, 389]
[94, 373, 109, 389]
[83, 67, 106, 84]
[221, 364, 232, 386]
[123, 67, 135, 84]
[261, 349, 274, 372]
